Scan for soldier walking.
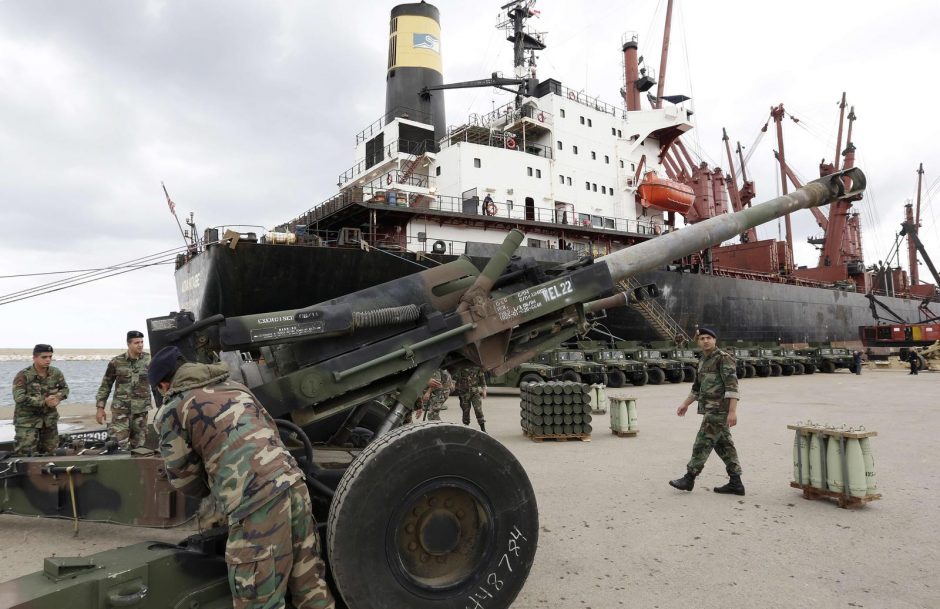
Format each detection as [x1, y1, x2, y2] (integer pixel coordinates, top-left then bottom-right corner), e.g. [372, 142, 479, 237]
[669, 327, 744, 496]
[149, 346, 334, 609]
[424, 368, 453, 421]
[11, 344, 69, 456]
[453, 365, 486, 432]
[96, 330, 152, 449]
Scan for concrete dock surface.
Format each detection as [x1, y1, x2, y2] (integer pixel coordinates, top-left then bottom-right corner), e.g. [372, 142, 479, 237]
[0, 368, 936, 609]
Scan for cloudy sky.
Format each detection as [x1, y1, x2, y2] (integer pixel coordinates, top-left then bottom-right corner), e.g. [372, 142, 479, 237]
[1, 0, 938, 348]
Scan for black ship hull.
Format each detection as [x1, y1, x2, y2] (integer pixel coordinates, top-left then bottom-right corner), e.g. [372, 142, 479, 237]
[175, 242, 926, 345]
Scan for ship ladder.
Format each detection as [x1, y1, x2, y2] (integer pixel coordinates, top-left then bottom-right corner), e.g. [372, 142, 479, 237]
[399, 140, 429, 185]
[620, 277, 693, 345]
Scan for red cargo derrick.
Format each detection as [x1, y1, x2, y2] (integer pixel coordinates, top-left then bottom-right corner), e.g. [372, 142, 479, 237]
[637, 171, 694, 215]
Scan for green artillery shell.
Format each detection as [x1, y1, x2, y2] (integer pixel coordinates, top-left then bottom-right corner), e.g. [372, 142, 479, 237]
[582, 423, 593, 435]
[826, 435, 844, 493]
[846, 438, 867, 497]
[809, 433, 824, 489]
[563, 404, 574, 415]
[563, 424, 574, 435]
[626, 399, 638, 431]
[563, 414, 573, 425]
[860, 437, 877, 494]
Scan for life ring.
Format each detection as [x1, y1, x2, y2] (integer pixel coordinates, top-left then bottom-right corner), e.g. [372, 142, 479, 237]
[537, 112, 544, 122]
[485, 201, 498, 216]
[506, 138, 516, 150]
[386, 173, 392, 185]
[568, 91, 576, 100]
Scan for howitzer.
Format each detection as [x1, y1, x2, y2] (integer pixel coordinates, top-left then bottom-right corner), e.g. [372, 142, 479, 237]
[0, 168, 864, 609]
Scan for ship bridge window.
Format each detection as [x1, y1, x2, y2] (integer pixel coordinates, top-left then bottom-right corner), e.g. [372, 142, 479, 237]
[611, 128, 616, 136]
[609, 186, 614, 196]
[536, 169, 542, 178]
[474, 158, 481, 168]
[560, 109, 566, 118]
[604, 217, 615, 228]
[618, 129, 622, 137]
[557, 141, 563, 150]
[527, 167, 533, 177]
[592, 183, 597, 192]
[585, 181, 590, 190]
[601, 186, 606, 194]
[572, 145, 578, 154]
[588, 118, 593, 127]
[605, 155, 610, 164]
[591, 151, 596, 160]
[580, 116, 585, 125]
[567, 177, 572, 186]
[620, 160, 625, 168]
[559, 174, 565, 184]
[436, 166, 441, 176]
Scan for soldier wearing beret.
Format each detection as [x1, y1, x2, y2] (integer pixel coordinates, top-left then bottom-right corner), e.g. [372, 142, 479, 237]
[95, 330, 152, 449]
[669, 327, 745, 496]
[11, 344, 69, 456]
[149, 346, 334, 609]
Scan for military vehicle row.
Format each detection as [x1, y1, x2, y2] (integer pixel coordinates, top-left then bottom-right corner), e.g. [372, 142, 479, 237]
[490, 344, 858, 386]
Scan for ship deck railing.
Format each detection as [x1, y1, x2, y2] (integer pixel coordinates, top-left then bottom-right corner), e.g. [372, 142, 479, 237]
[286, 183, 660, 239]
[354, 106, 433, 146]
[337, 138, 436, 187]
[439, 124, 553, 160]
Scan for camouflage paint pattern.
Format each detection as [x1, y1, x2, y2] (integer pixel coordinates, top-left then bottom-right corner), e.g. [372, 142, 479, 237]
[0, 453, 198, 527]
[453, 366, 486, 425]
[96, 352, 153, 449]
[685, 348, 742, 476]
[11, 365, 69, 456]
[226, 482, 334, 609]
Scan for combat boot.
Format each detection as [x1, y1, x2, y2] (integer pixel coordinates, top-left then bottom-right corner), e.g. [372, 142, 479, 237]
[668, 472, 696, 491]
[713, 474, 745, 496]
[479, 421, 486, 433]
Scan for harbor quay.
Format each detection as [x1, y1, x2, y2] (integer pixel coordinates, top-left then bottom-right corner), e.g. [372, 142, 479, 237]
[0, 368, 936, 609]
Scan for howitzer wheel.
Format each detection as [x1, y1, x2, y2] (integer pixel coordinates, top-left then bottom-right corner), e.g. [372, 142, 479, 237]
[327, 422, 538, 609]
[606, 369, 626, 388]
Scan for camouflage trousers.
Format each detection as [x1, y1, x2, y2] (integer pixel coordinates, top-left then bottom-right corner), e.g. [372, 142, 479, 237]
[425, 394, 448, 421]
[13, 410, 59, 456]
[109, 407, 149, 449]
[459, 393, 485, 426]
[226, 482, 335, 609]
[686, 412, 742, 477]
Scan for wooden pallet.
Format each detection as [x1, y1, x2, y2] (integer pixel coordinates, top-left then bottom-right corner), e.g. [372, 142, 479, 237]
[787, 425, 877, 439]
[523, 432, 591, 443]
[611, 429, 639, 437]
[789, 481, 881, 509]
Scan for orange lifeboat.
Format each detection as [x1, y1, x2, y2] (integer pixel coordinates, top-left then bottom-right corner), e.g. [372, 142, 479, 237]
[637, 171, 694, 215]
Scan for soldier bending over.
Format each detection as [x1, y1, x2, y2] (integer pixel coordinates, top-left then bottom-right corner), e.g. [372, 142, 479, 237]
[149, 346, 335, 609]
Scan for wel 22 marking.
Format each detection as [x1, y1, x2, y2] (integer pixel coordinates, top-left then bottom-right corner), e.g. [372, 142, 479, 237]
[463, 525, 528, 609]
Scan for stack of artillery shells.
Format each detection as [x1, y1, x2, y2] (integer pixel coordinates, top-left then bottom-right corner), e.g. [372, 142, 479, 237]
[519, 381, 593, 437]
[787, 422, 880, 508]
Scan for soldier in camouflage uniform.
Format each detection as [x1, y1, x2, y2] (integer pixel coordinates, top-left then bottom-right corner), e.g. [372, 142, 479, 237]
[149, 346, 335, 609]
[453, 365, 486, 432]
[11, 344, 69, 456]
[95, 330, 152, 449]
[424, 368, 453, 421]
[669, 327, 745, 496]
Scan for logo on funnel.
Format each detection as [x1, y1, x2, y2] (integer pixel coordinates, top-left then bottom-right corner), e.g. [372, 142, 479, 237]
[412, 33, 440, 53]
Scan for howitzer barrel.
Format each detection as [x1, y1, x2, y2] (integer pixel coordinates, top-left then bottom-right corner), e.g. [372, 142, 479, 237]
[599, 168, 865, 282]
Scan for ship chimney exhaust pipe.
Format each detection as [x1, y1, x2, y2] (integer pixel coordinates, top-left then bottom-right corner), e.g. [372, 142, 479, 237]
[386, 3, 446, 143]
[622, 36, 641, 111]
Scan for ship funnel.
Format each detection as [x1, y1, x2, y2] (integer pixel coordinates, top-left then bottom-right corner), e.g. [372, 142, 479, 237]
[386, 3, 446, 143]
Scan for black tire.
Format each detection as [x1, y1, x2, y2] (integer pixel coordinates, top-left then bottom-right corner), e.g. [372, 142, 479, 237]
[744, 364, 756, 378]
[781, 364, 794, 376]
[682, 366, 697, 383]
[736, 366, 746, 379]
[756, 365, 771, 378]
[328, 423, 538, 609]
[647, 367, 665, 385]
[770, 363, 782, 377]
[560, 370, 582, 383]
[631, 370, 649, 386]
[518, 373, 544, 387]
[607, 369, 627, 388]
[588, 372, 609, 386]
[666, 369, 683, 383]
[803, 363, 815, 374]
[793, 363, 804, 375]
[820, 360, 836, 373]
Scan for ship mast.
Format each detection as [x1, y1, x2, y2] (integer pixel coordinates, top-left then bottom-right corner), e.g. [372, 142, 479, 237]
[771, 104, 794, 255]
[908, 163, 925, 285]
[654, 0, 674, 109]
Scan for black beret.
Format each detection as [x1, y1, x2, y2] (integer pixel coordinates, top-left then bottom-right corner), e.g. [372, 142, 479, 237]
[148, 346, 187, 387]
[127, 330, 144, 341]
[33, 344, 53, 355]
[696, 327, 717, 339]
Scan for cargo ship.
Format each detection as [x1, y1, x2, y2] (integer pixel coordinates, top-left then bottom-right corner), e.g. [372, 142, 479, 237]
[174, 0, 936, 346]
